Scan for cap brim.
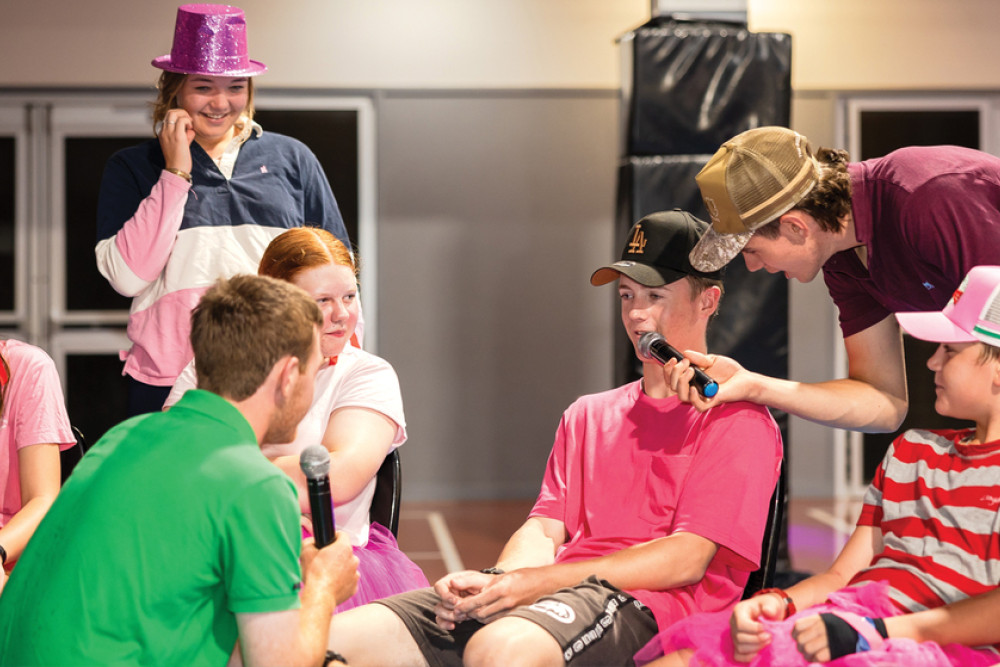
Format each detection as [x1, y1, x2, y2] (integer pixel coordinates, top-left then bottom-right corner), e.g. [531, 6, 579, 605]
[590, 262, 686, 287]
[151, 56, 268, 76]
[895, 311, 978, 344]
[689, 226, 753, 272]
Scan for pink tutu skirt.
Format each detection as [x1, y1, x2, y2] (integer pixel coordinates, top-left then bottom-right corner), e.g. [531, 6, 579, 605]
[633, 581, 998, 667]
[336, 522, 429, 613]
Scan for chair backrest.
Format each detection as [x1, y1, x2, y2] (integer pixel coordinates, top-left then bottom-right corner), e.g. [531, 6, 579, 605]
[369, 448, 401, 537]
[741, 459, 786, 599]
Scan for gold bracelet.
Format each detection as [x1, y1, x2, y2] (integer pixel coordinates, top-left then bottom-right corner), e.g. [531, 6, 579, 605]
[164, 167, 192, 183]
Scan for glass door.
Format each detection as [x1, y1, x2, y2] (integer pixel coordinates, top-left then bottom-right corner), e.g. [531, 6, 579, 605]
[834, 93, 994, 498]
[49, 98, 149, 444]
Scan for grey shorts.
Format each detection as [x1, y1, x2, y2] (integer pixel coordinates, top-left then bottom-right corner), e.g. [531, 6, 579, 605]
[375, 575, 658, 667]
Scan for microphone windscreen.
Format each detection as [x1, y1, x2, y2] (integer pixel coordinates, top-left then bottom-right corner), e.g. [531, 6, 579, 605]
[638, 331, 664, 359]
[299, 444, 331, 480]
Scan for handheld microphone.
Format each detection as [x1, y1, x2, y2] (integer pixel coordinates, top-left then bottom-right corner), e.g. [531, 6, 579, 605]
[299, 444, 336, 548]
[638, 332, 719, 398]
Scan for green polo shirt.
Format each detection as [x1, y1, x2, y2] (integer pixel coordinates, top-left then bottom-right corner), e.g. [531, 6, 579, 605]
[0, 390, 302, 666]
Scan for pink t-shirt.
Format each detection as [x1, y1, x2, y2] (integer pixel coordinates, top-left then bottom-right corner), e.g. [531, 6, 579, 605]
[0, 340, 76, 526]
[530, 380, 782, 630]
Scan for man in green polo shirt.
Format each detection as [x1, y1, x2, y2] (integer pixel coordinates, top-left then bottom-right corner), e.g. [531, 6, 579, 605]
[0, 275, 358, 666]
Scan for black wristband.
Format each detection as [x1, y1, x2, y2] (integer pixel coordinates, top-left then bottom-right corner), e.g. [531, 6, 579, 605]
[479, 567, 505, 575]
[323, 650, 348, 666]
[820, 613, 888, 659]
[0, 543, 7, 567]
[820, 612, 858, 659]
[870, 617, 888, 639]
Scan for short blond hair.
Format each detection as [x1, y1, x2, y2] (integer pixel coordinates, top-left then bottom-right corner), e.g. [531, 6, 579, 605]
[191, 275, 321, 401]
[979, 342, 1000, 364]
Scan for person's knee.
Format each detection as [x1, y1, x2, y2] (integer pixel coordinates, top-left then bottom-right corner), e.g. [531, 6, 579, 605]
[463, 618, 561, 667]
[329, 603, 423, 666]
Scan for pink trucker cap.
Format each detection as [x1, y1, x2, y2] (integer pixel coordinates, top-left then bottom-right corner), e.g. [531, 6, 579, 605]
[896, 266, 1000, 346]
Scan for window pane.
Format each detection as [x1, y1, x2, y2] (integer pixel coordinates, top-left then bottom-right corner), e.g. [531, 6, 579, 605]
[862, 336, 971, 480]
[64, 137, 146, 312]
[859, 110, 979, 160]
[253, 109, 359, 246]
[65, 351, 129, 447]
[858, 107, 981, 481]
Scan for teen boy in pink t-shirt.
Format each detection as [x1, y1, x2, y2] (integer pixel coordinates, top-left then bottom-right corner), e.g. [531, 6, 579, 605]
[324, 211, 783, 667]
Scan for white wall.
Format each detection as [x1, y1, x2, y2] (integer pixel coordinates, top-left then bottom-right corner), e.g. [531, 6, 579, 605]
[1, 1, 648, 88]
[751, 0, 1000, 91]
[787, 94, 842, 498]
[5, 1, 1000, 90]
[377, 92, 619, 499]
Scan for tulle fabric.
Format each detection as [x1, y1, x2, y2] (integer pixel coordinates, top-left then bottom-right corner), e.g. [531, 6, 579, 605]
[336, 522, 429, 613]
[634, 581, 998, 667]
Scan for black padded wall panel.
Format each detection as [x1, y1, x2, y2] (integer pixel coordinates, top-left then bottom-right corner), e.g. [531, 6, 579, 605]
[617, 17, 795, 578]
[624, 18, 792, 156]
[616, 155, 711, 236]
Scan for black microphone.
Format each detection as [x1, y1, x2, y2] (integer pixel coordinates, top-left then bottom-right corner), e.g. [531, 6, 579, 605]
[638, 332, 719, 398]
[299, 444, 336, 548]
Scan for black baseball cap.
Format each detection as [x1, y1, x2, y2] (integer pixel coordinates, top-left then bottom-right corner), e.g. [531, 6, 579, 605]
[590, 210, 724, 287]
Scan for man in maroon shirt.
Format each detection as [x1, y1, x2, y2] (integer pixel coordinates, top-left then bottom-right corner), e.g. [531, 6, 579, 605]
[668, 126, 1000, 434]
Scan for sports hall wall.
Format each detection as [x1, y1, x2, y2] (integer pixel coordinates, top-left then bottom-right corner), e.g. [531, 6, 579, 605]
[2, 0, 999, 499]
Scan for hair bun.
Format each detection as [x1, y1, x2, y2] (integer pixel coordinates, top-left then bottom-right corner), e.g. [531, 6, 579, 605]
[816, 147, 849, 166]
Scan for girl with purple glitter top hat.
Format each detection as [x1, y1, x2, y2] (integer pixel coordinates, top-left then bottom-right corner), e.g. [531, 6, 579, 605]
[94, 4, 350, 417]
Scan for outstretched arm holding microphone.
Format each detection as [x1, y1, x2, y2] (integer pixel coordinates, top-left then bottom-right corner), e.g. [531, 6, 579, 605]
[663, 125, 1000, 434]
[661, 317, 908, 434]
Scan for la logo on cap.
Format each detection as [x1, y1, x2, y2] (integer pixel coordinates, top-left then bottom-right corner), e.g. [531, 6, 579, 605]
[628, 225, 647, 255]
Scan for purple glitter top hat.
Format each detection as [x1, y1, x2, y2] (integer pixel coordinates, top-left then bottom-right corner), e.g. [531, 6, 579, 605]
[152, 4, 267, 77]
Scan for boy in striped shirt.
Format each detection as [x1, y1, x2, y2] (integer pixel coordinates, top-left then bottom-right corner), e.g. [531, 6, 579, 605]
[644, 265, 1000, 667]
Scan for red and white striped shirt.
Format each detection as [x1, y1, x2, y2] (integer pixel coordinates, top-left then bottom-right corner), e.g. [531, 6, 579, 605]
[852, 428, 1000, 613]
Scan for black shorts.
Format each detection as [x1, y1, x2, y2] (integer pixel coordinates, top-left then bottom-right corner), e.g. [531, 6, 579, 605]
[375, 575, 658, 667]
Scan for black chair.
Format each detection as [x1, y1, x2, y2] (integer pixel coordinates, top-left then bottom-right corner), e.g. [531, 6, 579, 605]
[59, 426, 88, 484]
[369, 449, 401, 538]
[742, 459, 786, 599]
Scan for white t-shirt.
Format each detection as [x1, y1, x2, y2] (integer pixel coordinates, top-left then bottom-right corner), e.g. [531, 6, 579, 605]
[165, 344, 406, 546]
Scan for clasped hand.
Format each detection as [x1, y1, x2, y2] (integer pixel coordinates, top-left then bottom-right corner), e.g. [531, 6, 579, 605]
[730, 596, 837, 663]
[729, 594, 784, 662]
[432, 569, 545, 630]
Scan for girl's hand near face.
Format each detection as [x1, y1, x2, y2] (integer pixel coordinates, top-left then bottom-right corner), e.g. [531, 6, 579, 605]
[158, 110, 196, 175]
